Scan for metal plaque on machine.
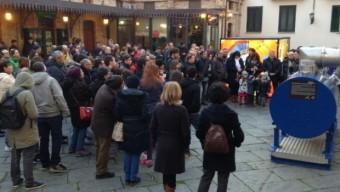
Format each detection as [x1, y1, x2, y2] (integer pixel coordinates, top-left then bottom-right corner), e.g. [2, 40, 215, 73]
[290, 80, 317, 100]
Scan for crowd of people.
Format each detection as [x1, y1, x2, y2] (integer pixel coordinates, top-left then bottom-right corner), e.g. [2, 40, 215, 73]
[0, 37, 299, 191]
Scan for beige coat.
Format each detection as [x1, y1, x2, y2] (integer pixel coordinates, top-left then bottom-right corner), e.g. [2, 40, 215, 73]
[7, 72, 39, 149]
[0, 72, 15, 101]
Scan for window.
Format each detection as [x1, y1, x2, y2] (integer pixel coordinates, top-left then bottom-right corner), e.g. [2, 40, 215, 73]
[279, 5, 296, 32]
[189, 0, 201, 9]
[246, 7, 262, 32]
[144, 2, 155, 10]
[331, 6, 340, 32]
[229, 1, 234, 10]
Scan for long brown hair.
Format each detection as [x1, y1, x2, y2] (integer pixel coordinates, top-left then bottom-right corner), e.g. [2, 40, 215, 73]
[141, 63, 163, 88]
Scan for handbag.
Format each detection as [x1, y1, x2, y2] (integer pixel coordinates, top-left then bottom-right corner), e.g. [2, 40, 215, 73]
[70, 89, 92, 122]
[112, 122, 123, 142]
[79, 107, 93, 121]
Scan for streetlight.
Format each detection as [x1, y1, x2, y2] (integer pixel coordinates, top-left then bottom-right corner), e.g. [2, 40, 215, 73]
[103, 18, 109, 25]
[62, 16, 69, 23]
[5, 12, 12, 21]
[200, 13, 207, 19]
[136, 21, 140, 26]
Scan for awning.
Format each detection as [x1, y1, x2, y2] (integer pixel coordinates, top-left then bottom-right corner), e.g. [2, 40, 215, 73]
[0, 0, 224, 17]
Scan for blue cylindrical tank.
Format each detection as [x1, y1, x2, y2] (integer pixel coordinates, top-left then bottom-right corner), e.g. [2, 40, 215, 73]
[270, 77, 337, 138]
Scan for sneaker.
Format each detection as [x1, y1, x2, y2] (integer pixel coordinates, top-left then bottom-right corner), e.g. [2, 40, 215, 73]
[76, 150, 91, 157]
[25, 181, 45, 190]
[96, 172, 115, 179]
[12, 178, 23, 188]
[4, 145, 12, 152]
[49, 164, 67, 173]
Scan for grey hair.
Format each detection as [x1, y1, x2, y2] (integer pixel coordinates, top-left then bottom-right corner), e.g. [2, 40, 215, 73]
[80, 58, 91, 66]
[52, 50, 63, 59]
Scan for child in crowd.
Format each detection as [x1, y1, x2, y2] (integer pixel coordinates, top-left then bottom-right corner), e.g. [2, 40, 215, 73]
[257, 72, 270, 106]
[246, 72, 256, 105]
[238, 71, 248, 105]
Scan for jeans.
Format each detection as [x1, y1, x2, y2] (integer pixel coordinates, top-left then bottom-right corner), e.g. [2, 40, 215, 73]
[124, 152, 140, 181]
[198, 169, 230, 192]
[70, 127, 87, 152]
[11, 145, 36, 186]
[37, 116, 63, 167]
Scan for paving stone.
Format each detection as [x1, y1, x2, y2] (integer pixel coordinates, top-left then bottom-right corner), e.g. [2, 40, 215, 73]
[246, 161, 286, 170]
[115, 186, 150, 192]
[251, 150, 271, 161]
[177, 168, 203, 181]
[234, 169, 282, 191]
[271, 167, 320, 180]
[302, 174, 340, 189]
[245, 128, 273, 137]
[78, 177, 123, 191]
[242, 135, 266, 145]
[184, 178, 217, 192]
[235, 152, 262, 163]
[148, 183, 191, 192]
[227, 174, 253, 192]
[42, 184, 79, 192]
[235, 162, 254, 172]
[257, 180, 312, 192]
[311, 187, 340, 192]
[185, 155, 202, 169]
[237, 143, 271, 152]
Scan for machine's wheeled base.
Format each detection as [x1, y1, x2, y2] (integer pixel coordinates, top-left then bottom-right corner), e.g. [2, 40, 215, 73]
[271, 135, 331, 169]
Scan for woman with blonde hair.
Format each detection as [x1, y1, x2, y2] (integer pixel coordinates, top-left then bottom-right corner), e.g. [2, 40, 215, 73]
[150, 81, 190, 192]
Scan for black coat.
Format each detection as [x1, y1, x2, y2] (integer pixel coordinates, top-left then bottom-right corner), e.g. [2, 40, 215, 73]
[180, 79, 201, 114]
[116, 89, 149, 154]
[46, 60, 67, 87]
[150, 104, 190, 174]
[140, 84, 163, 115]
[226, 58, 245, 95]
[211, 59, 225, 82]
[63, 78, 92, 129]
[263, 57, 281, 76]
[196, 104, 244, 172]
[91, 84, 117, 137]
[89, 79, 105, 98]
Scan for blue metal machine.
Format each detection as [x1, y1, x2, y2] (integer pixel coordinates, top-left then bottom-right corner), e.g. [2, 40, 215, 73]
[270, 47, 340, 169]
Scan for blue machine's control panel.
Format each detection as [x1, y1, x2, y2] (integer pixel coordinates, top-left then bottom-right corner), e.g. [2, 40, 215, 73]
[290, 80, 317, 100]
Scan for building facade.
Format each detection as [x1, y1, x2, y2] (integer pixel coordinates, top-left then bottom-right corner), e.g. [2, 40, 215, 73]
[239, 0, 340, 49]
[0, 0, 243, 55]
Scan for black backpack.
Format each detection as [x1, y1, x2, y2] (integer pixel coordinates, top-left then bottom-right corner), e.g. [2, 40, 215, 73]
[0, 88, 26, 130]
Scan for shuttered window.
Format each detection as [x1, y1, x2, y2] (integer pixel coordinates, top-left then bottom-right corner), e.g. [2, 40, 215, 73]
[246, 7, 262, 32]
[331, 6, 340, 32]
[279, 5, 296, 32]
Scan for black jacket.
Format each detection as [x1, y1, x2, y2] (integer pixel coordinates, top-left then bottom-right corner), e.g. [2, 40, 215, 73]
[226, 58, 245, 82]
[181, 79, 201, 114]
[46, 60, 67, 87]
[196, 104, 244, 172]
[150, 104, 190, 174]
[116, 89, 149, 154]
[63, 78, 92, 129]
[211, 58, 225, 82]
[263, 57, 281, 76]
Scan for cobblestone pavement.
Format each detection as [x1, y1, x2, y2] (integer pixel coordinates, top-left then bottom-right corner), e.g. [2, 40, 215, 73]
[1, 103, 340, 192]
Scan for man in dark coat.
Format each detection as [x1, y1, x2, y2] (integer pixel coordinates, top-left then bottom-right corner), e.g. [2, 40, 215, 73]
[91, 75, 123, 179]
[263, 51, 281, 90]
[196, 82, 244, 192]
[181, 67, 201, 130]
[46, 51, 67, 87]
[116, 75, 148, 184]
[210, 51, 226, 84]
[22, 37, 34, 57]
[80, 58, 94, 85]
[281, 50, 299, 81]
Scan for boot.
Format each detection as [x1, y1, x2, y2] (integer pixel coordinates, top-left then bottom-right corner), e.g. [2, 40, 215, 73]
[164, 185, 175, 192]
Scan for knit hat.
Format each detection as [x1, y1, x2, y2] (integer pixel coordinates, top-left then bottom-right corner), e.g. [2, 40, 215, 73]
[126, 75, 140, 89]
[67, 66, 81, 79]
[105, 75, 123, 90]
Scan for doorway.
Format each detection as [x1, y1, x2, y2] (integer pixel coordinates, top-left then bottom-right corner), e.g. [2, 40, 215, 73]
[83, 20, 95, 54]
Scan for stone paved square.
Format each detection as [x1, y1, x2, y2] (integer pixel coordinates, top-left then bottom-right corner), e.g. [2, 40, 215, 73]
[0, 103, 339, 192]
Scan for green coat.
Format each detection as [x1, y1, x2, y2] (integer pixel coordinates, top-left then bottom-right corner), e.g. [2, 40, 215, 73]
[7, 72, 39, 149]
[9, 57, 19, 76]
